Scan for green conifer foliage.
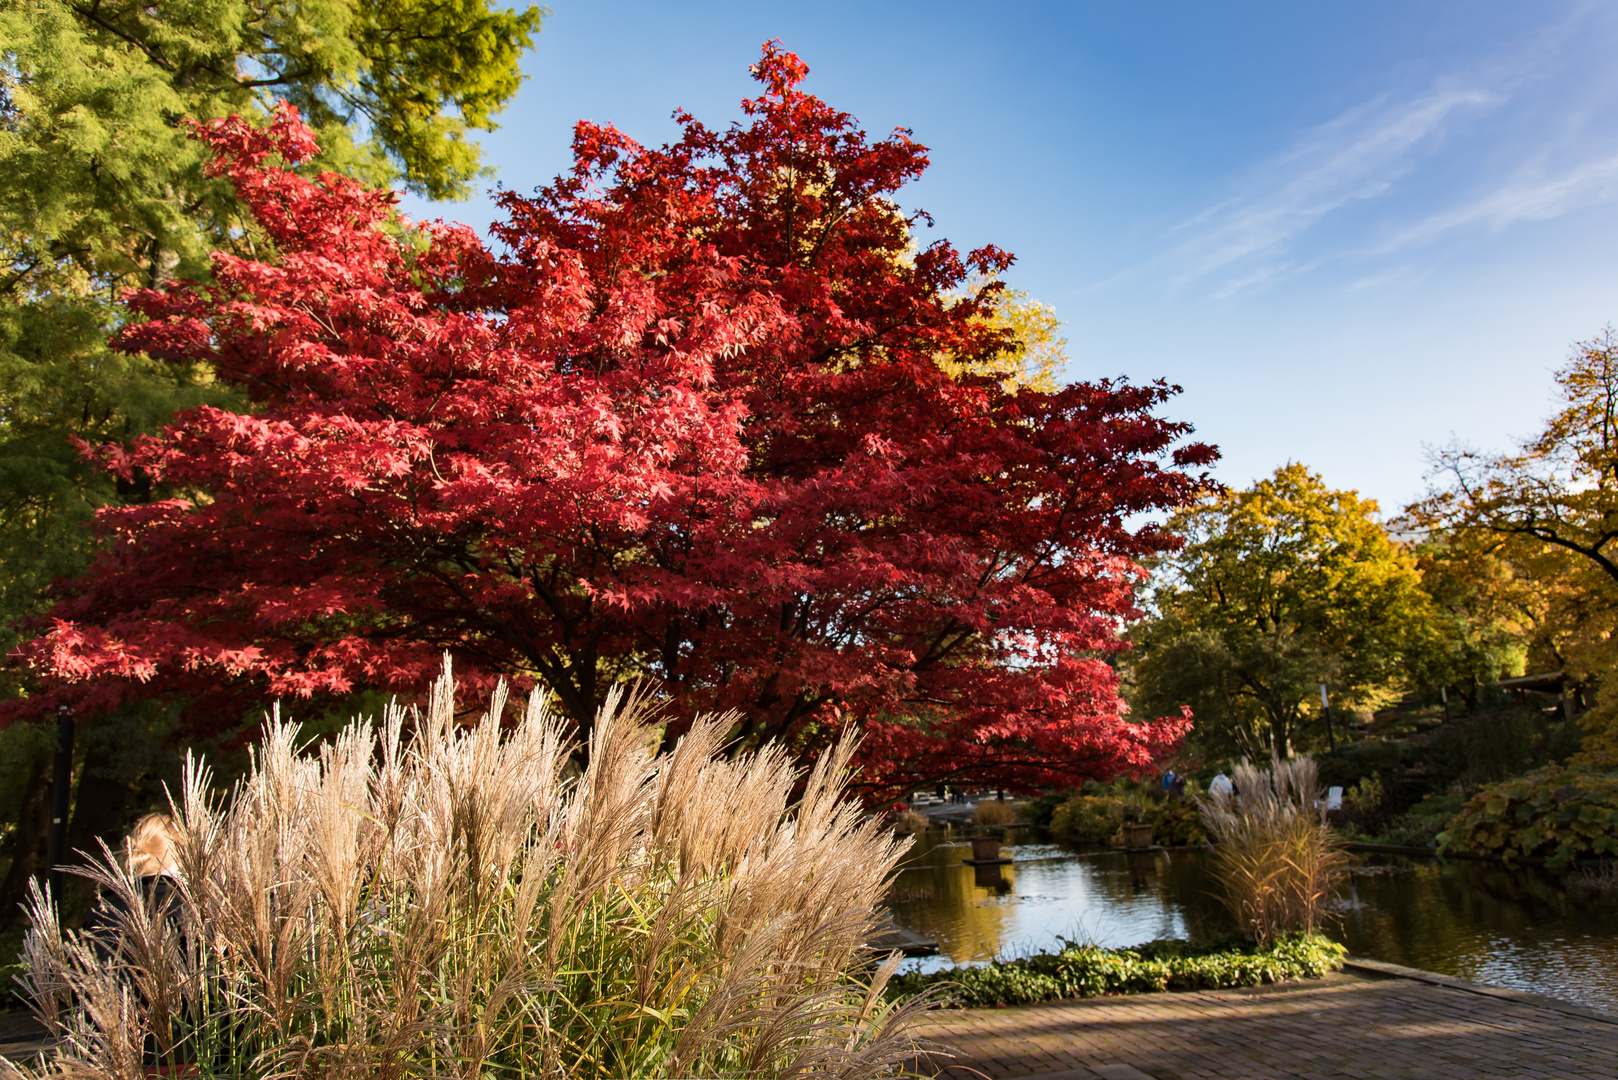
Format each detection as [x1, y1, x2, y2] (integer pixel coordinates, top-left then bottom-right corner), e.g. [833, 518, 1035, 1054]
[0, 0, 543, 672]
[0, 0, 539, 920]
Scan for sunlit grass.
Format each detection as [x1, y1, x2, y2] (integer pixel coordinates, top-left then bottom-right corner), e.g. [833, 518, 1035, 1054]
[1198, 757, 1348, 945]
[971, 800, 1018, 827]
[13, 659, 926, 1079]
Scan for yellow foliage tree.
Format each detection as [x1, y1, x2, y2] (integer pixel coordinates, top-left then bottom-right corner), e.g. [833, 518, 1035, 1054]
[1132, 465, 1434, 759]
[1420, 328, 1618, 763]
[943, 279, 1066, 391]
[1398, 526, 1534, 708]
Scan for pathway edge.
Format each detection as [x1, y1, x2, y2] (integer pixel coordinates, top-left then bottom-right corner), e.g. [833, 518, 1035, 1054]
[1342, 956, 1618, 1026]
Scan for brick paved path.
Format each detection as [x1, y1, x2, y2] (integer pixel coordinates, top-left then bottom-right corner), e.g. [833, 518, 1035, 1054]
[913, 971, 1618, 1079]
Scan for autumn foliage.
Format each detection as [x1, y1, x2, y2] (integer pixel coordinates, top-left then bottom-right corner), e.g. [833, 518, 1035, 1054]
[9, 45, 1213, 792]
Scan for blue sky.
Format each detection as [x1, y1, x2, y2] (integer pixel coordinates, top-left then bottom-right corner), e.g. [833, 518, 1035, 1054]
[401, 1, 1618, 515]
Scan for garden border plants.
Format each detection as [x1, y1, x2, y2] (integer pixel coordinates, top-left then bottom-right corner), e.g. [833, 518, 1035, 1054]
[888, 934, 1346, 1009]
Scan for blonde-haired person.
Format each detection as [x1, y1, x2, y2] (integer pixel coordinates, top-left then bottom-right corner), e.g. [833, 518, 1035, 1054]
[84, 812, 183, 944]
[124, 812, 180, 879]
[84, 812, 195, 1070]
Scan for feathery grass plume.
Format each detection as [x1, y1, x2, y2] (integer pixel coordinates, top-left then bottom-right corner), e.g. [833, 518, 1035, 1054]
[971, 800, 1017, 827]
[9, 657, 929, 1080]
[893, 811, 928, 834]
[1196, 757, 1348, 945]
[1570, 860, 1618, 897]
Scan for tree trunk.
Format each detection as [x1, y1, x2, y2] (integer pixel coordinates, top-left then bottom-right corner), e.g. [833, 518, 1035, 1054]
[1269, 714, 1291, 759]
[0, 744, 54, 929]
[65, 733, 135, 871]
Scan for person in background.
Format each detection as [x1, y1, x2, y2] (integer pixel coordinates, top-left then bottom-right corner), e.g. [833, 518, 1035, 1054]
[84, 813, 183, 942]
[1208, 772, 1234, 800]
[125, 813, 180, 879]
[92, 813, 197, 1070]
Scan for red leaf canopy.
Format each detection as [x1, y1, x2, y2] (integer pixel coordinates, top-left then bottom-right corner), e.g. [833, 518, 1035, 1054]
[9, 44, 1214, 793]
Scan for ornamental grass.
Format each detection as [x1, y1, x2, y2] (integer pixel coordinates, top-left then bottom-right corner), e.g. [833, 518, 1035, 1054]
[1570, 860, 1618, 897]
[1197, 757, 1348, 945]
[892, 810, 929, 834]
[969, 800, 1018, 827]
[9, 659, 926, 1080]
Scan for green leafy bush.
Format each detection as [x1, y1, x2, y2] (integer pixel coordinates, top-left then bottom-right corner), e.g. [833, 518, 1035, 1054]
[1145, 797, 1206, 846]
[1314, 739, 1407, 794]
[1310, 708, 1584, 823]
[888, 934, 1345, 1008]
[1379, 790, 1465, 847]
[1423, 710, 1587, 790]
[1049, 784, 1204, 847]
[1020, 790, 1073, 828]
[1443, 765, 1618, 866]
[1336, 773, 1391, 838]
[1049, 795, 1130, 845]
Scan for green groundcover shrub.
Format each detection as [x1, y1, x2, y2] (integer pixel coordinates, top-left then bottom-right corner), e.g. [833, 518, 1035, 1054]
[1049, 793, 1207, 847]
[888, 934, 1346, 1009]
[1049, 795, 1130, 845]
[1146, 797, 1207, 846]
[1443, 765, 1618, 866]
[1379, 790, 1466, 848]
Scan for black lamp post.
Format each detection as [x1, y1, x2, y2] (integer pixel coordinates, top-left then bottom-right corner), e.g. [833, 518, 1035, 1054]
[47, 708, 74, 910]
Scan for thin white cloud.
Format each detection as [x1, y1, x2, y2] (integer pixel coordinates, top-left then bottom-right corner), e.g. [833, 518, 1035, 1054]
[1071, 5, 1611, 305]
[1165, 85, 1498, 293]
[1343, 264, 1437, 294]
[1372, 154, 1618, 254]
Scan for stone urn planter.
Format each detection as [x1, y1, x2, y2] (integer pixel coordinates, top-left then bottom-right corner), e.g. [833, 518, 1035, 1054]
[1124, 823, 1154, 850]
[970, 835, 1003, 862]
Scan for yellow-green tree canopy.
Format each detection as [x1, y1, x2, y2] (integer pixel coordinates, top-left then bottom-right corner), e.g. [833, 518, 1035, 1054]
[1130, 464, 1433, 758]
[1420, 328, 1618, 763]
[1399, 527, 1532, 709]
[942, 279, 1067, 392]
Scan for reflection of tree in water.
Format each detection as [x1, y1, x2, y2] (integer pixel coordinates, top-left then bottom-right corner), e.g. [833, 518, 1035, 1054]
[1334, 859, 1618, 993]
[975, 863, 1014, 893]
[888, 834, 1018, 963]
[1335, 864, 1477, 971]
[889, 833, 1192, 960]
[890, 838, 1618, 1007]
[1154, 850, 1234, 940]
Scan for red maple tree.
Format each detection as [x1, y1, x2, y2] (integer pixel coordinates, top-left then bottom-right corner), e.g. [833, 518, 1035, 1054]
[9, 45, 1214, 793]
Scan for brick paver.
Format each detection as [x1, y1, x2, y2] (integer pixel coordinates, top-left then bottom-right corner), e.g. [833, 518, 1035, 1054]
[912, 972, 1618, 1079]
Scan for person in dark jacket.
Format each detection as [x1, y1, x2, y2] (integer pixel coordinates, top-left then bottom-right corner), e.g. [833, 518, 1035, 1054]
[82, 813, 194, 1070]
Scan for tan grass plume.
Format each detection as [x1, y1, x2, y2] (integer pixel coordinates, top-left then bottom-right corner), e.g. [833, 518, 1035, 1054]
[8, 658, 927, 1080]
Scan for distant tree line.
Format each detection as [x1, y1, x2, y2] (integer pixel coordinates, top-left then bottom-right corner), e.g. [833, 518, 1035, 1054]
[1129, 331, 1618, 768]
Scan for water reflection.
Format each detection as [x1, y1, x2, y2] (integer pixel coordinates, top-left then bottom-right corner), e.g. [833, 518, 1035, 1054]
[890, 831, 1618, 1012]
[1335, 858, 1618, 1012]
[971, 862, 1011, 892]
[890, 833, 1217, 973]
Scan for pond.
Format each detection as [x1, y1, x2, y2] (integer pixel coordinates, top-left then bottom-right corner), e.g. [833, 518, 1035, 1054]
[888, 830, 1618, 1014]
